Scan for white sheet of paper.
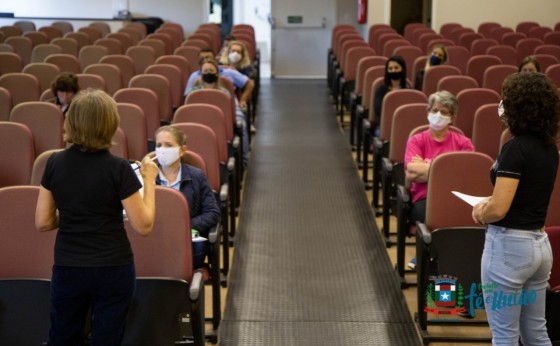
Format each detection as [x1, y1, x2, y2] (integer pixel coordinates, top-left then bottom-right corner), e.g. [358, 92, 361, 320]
[451, 191, 487, 207]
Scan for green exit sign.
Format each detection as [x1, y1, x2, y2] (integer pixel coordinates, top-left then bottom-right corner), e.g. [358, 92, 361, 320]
[287, 16, 303, 24]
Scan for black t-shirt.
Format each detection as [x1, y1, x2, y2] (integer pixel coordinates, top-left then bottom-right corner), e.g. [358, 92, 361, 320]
[490, 134, 558, 229]
[41, 146, 142, 266]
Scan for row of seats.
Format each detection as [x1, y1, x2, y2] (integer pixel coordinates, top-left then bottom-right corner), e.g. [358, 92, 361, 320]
[328, 22, 560, 344]
[0, 20, 260, 345]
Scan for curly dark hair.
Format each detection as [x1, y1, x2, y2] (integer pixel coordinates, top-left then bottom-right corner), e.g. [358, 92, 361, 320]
[502, 72, 559, 146]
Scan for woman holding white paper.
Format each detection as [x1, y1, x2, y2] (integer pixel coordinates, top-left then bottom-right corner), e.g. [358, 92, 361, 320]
[472, 72, 559, 346]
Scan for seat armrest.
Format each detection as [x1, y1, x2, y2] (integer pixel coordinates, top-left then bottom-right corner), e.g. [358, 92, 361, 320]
[220, 184, 228, 202]
[350, 91, 357, 101]
[340, 76, 346, 84]
[356, 105, 364, 115]
[396, 184, 410, 203]
[417, 222, 432, 245]
[373, 137, 383, 149]
[208, 223, 219, 244]
[236, 119, 243, 129]
[363, 118, 371, 130]
[233, 135, 240, 149]
[381, 157, 393, 173]
[227, 157, 235, 172]
[189, 271, 203, 301]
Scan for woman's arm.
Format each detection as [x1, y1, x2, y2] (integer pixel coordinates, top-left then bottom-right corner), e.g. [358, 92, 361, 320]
[35, 186, 59, 232]
[122, 159, 159, 236]
[472, 177, 519, 225]
[406, 157, 430, 182]
[190, 177, 221, 233]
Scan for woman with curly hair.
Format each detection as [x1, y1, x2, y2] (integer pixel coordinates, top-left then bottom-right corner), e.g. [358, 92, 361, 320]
[472, 72, 559, 345]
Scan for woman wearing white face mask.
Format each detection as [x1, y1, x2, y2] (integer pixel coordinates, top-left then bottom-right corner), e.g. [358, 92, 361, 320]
[151, 125, 220, 268]
[219, 40, 255, 79]
[403, 90, 474, 268]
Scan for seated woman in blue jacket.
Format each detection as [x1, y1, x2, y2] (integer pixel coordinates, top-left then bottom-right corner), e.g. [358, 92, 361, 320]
[152, 125, 220, 267]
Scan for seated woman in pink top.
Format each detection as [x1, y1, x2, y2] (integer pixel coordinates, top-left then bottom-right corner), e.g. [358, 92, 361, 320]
[404, 90, 474, 267]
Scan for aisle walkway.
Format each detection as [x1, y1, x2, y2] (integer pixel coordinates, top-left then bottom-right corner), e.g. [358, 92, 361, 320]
[219, 79, 420, 345]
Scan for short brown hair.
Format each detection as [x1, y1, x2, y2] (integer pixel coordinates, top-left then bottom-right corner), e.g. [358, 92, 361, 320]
[64, 89, 119, 152]
[155, 125, 187, 146]
[51, 72, 80, 96]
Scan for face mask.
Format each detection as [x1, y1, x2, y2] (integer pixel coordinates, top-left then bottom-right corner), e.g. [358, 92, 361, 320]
[202, 73, 218, 84]
[430, 55, 442, 66]
[155, 146, 181, 167]
[427, 111, 451, 131]
[228, 52, 241, 63]
[387, 71, 403, 81]
[498, 100, 505, 119]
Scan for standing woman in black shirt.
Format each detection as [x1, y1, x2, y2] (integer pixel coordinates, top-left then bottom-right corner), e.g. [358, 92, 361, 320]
[472, 72, 559, 345]
[35, 89, 159, 345]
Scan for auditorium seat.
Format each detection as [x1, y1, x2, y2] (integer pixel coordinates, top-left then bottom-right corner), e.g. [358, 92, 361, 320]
[94, 37, 123, 55]
[0, 122, 35, 186]
[0, 87, 12, 121]
[155, 55, 191, 91]
[486, 45, 517, 66]
[0, 52, 23, 76]
[445, 45, 470, 74]
[64, 32, 89, 51]
[126, 45, 156, 74]
[83, 63, 122, 96]
[145, 63, 184, 109]
[50, 37, 79, 56]
[466, 55, 502, 86]
[482, 64, 517, 94]
[22, 62, 61, 93]
[129, 74, 173, 123]
[52, 21, 74, 35]
[23, 31, 49, 47]
[138, 38, 166, 58]
[114, 88, 161, 142]
[45, 53, 81, 74]
[455, 88, 501, 137]
[116, 102, 148, 161]
[436, 75, 478, 95]
[30, 43, 62, 63]
[471, 103, 504, 160]
[10, 101, 65, 157]
[99, 54, 136, 87]
[78, 44, 109, 71]
[76, 73, 106, 91]
[5, 36, 33, 65]
[0, 73, 40, 105]
[38, 26, 63, 41]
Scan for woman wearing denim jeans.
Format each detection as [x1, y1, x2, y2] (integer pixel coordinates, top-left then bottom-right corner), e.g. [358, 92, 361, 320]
[472, 72, 559, 346]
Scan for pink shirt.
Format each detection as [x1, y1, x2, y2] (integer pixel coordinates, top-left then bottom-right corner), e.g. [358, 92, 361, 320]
[404, 129, 474, 203]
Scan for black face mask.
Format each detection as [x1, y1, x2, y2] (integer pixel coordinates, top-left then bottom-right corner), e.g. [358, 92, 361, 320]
[202, 73, 218, 84]
[387, 71, 403, 81]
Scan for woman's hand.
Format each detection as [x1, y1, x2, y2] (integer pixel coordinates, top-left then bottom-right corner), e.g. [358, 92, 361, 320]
[137, 157, 158, 181]
[472, 197, 490, 225]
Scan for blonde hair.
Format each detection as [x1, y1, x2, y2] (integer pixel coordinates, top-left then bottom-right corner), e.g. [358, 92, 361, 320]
[64, 89, 119, 152]
[155, 125, 187, 146]
[220, 40, 252, 69]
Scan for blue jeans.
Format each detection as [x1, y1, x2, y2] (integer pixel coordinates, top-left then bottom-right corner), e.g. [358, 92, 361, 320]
[481, 225, 553, 346]
[48, 264, 136, 346]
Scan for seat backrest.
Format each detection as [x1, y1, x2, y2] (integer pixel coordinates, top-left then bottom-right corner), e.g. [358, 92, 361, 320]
[0, 185, 57, 278]
[14, 20, 36, 33]
[30, 149, 62, 186]
[368, 27, 395, 52]
[0, 87, 12, 121]
[22, 62, 61, 93]
[30, 43, 63, 63]
[10, 101, 65, 157]
[126, 45, 156, 74]
[5, 36, 33, 65]
[466, 55, 502, 86]
[456, 88, 501, 137]
[38, 26, 63, 41]
[64, 32, 89, 51]
[89, 22, 111, 37]
[182, 150, 207, 179]
[437, 75, 479, 95]
[422, 65, 462, 97]
[534, 44, 560, 62]
[77, 27, 102, 44]
[52, 21, 74, 35]
[501, 32, 527, 48]
[516, 38, 544, 65]
[338, 39, 366, 72]
[439, 23, 462, 39]
[449, 27, 475, 45]
[426, 151, 494, 230]
[99, 54, 135, 87]
[173, 46, 200, 75]
[470, 38, 499, 56]
[172, 123, 221, 189]
[83, 63, 122, 96]
[486, 45, 517, 66]
[147, 33, 174, 55]
[78, 44, 109, 71]
[0, 122, 35, 187]
[417, 32, 443, 55]
[488, 26, 514, 43]
[528, 26, 552, 41]
[118, 28, 141, 46]
[546, 64, 560, 89]
[0, 73, 40, 106]
[76, 73, 106, 91]
[50, 37, 79, 56]
[544, 31, 560, 46]
[393, 45, 423, 81]
[45, 53, 81, 74]
[156, 27, 182, 50]
[471, 103, 503, 160]
[388, 103, 429, 163]
[155, 55, 191, 91]
[126, 186, 193, 281]
[23, 31, 49, 47]
[478, 22, 501, 38]
[138, 38, 166, 58]
[109, 127, 128, 159]
[145, 64, 183, 108]
[94, 37, 123, 55]
[181, 38, 207, 51]
[516, 21, 540, 36]
[459, 32, 484, 50]
[129, 74, 172, 122]
[410, 27, 434, 47]
[482, 64, 517, 94]
[343, 46, 375, 81]
[445, 45, 470, 74]
[376, 33, 403, 56]
[173, 104, 228, 164]
[532, 54, 559, 72]
[116, 103, 148, 161]
[185, 89, 235, 142]
[379, 89, 428, 141]
[354, 56, 387, 95]
[360, 67, 386, 108]
[114, 88, 160, 140]
[403, 22, 427, 42]
[0, 43, 14, 53]
[106, 32, 133, 53]
[382, 39, 409, 58]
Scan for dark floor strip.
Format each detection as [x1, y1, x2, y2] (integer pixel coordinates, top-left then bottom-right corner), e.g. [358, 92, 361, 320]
[219, 79, 420, 346]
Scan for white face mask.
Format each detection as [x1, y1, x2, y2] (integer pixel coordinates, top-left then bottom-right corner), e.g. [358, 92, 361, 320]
[498, 100, 505, 119]
[155, 146, 181, 167]
[427, 111, 452, 131]
[228, 52, 241, 63]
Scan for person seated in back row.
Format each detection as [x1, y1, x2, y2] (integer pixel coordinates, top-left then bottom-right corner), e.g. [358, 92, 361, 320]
[404, 90, 474, 269]
[219, 40, 256, 79]
[50, 72, 80, 116]
[184, 47, 254, 111]
[414, 44, 448, 90]
[518, 55, 540, 73]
